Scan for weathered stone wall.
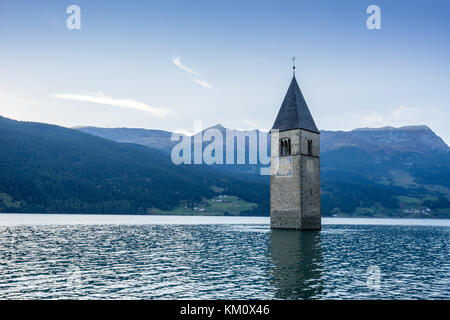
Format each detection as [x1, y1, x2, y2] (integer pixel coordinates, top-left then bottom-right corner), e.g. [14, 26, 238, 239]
[270, 129, 321, 230]
[300, 129, 320, 158]
[299, 129, 321, 229]
[270, 129, 301, 229]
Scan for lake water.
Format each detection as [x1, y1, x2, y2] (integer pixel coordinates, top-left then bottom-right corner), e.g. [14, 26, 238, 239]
[0, 214, 448, 299]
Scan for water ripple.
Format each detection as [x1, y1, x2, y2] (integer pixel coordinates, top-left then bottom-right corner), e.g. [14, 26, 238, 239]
[0, 221, 448, 299]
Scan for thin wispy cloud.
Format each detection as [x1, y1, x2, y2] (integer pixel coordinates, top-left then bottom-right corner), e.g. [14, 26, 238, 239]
[352, 106, 419, 127]
[353, 112, 386, 126]
[194, 79, 214, 89]
[173, 55, 214, 89]
[243, 119, 264, 130]
[173, 56, 198, 75]
[392, 105, 418, 120]
[51, 92, 172, 118]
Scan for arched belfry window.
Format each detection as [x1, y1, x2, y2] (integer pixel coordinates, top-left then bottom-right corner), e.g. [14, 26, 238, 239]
[279, 138, 291, 156]
[308, 139, 313, 156]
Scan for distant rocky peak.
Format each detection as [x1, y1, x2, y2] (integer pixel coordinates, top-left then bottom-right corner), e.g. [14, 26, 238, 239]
[352, 125, 431, 132]
[349, 125, 448, 153]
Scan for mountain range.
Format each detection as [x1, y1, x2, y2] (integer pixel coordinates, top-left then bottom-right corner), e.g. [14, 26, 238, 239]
[78, 123, 450, 218]
[0, 115, 448, 218]
[0, 116, 268, 215]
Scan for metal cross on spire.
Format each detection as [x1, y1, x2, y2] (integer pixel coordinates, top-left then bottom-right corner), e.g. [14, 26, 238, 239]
[292, 56, 296, 77]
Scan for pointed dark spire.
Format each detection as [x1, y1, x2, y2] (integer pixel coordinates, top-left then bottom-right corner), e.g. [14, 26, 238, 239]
[271, 75, 320, 133]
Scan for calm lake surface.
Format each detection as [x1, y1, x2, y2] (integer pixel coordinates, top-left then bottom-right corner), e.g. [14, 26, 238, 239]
[0, 214, 448, 299]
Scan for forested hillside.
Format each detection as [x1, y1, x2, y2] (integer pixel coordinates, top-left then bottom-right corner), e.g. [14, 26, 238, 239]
[78, 124, 450, 218]
[1, 115, 447, 217]
[0, 116, 268, 215]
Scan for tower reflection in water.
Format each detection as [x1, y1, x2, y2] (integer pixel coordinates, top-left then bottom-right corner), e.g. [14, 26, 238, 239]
[269, 229, 323, 299]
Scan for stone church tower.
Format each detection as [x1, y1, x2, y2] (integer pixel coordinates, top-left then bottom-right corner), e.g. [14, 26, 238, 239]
[270, 68, 321, 230]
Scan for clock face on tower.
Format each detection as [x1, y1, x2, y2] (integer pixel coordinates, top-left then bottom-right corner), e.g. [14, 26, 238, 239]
[275, 156, 292, 176]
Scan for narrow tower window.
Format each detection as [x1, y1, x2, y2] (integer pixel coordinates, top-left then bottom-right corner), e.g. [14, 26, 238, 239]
[279, 138, 291, 156]
[308, 139, 313, 156]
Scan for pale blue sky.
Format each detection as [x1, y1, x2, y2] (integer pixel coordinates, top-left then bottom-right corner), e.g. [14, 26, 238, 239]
[0, 0, 449, 142]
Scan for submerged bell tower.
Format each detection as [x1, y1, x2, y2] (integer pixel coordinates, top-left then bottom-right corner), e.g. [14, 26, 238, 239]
[270, 59, 321, 230]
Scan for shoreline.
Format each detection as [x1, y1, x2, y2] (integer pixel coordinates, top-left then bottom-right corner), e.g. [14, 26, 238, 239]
[0, 213, 449, 227]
